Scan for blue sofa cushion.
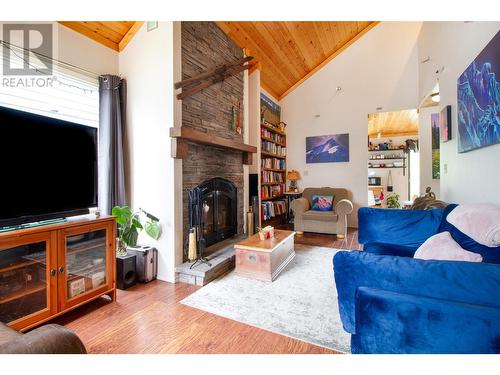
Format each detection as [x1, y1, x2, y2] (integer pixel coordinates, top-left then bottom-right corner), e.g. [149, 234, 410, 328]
[439, 204, 500, 264]
[358, 207, 444, 249]
[363, 242, 417, 257]
[333, 250, 500, 334]
[352, 287, 500, 353]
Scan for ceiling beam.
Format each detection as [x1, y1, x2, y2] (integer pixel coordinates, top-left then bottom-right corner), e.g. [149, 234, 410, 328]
[278, 21, 380, 101]
[118, 21, 144, 52]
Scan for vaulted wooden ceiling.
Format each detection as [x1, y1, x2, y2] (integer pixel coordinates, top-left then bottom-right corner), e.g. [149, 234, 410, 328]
[58, 21, 144, 52]
[368, 109, 419, 138]
[216, 21, 378, 100]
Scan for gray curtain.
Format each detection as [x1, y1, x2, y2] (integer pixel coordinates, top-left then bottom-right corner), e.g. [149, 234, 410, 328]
[98, 74, 126, 215]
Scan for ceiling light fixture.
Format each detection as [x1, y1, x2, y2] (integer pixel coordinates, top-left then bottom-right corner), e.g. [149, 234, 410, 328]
[431, 93, 440, 103]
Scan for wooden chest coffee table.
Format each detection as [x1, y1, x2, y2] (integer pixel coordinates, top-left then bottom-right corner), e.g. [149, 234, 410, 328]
[234, 230, 296, 282]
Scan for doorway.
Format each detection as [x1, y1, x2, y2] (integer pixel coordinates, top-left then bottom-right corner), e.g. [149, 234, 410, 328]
[367, 109, 420, 208]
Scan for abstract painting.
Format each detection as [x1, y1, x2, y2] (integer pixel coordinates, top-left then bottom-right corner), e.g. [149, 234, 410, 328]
[306, 133, 349, 163]
[440, 105, 452, 143]
[431, 113, 440, 179]
[457, 30, 500, 153]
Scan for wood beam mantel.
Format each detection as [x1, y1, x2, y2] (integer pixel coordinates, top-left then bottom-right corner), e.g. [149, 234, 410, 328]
[170, 127, 257, 165]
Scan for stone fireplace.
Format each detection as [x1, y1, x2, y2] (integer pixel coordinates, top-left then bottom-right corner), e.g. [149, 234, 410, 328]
[190, 177, 237, 248]
[178, 21, 248, 260]
[172, 21, 257, 284]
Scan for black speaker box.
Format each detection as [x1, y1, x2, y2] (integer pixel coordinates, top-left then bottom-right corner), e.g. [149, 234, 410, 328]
[116, 254, 137, 290]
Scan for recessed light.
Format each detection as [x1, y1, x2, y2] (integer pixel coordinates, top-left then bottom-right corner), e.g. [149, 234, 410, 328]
[376, 107, 383, 111]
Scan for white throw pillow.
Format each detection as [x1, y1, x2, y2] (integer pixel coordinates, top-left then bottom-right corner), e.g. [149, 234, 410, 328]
[414, 231, 483, 262]
[446, 203, 500, 247]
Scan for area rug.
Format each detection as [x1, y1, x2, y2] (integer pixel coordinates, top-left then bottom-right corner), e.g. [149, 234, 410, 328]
[180, 244, 351, 353]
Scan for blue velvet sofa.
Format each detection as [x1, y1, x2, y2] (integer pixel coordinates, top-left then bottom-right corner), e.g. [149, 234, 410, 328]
[333, 205, 500, 354]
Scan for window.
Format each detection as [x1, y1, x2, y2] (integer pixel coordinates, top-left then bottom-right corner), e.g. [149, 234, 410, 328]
[0, 42, 99, 127]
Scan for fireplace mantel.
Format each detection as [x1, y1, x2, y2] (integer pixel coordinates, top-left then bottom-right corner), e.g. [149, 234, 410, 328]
[170, 126, 257, 165]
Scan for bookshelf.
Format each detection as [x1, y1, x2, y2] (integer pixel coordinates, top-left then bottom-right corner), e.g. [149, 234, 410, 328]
[260, 119, 287, 226]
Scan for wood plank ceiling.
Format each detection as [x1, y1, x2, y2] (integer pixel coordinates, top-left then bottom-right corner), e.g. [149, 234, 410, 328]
[216, 21, 378, 100]
[368, 109, 419, 138]
[58, 21, 144, 52]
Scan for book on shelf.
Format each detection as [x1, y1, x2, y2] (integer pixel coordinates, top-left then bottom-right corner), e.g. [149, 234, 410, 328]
[261, 157, 286, 170]
[261, 127, 284, 143]
[261, 199, 287, 221]
[261, 140, 286, 156]
[261, 170, 284, 183]
[261, 184, 285, 199]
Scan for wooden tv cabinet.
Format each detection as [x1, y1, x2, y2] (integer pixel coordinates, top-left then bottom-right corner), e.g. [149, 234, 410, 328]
[0, 215, 116, 331]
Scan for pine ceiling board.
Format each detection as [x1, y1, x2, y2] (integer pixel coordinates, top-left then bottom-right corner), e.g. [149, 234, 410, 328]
[314, 22, 332, 56]
[228, 22, 296, 90]
[282, 23, 320, 71]
[368, 109, 419, 137]
[241, 22, 297, 87]
[81, 22, 124, 43]
[262, 22, 309, 80]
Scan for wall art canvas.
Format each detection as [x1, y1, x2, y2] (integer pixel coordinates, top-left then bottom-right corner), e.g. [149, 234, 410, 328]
[431, 113, 440, 179]
[306, 133, 349, 163]
[439, 105, 452, 143]
[457, 30, 500, 153]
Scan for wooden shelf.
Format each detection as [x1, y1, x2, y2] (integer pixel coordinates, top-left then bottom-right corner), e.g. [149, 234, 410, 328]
[368, 157, 405, 160]
[0, 259, 43, 274]
[261, 182, 284, 186]
[261, 136, 285, 146]
[261, 122, 285, 136]
[0, 281, 46, 305]
[170, 126, 257, 165]
[262, 195, 285, 201]
[368, 167, 405, 169]
[369, 149, 405, 152]
[262, 168, 285, 172]
[261, 151, 286, 159]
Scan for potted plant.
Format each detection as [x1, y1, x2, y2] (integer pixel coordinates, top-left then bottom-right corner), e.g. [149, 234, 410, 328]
[112, 206, 161, 256]
[386, 194, 401, 209]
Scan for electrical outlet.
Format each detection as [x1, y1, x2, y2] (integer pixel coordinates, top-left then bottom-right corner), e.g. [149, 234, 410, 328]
[443, 163, 448, 174]
[303, 170, 308, 176]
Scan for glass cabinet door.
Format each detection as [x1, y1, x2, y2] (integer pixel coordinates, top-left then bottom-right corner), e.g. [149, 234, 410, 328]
[0, 233, 56, 328]
[59, 224, 113, 310]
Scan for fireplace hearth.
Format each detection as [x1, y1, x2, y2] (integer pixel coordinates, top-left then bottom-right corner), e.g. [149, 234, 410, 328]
[189, 177, 237, 249]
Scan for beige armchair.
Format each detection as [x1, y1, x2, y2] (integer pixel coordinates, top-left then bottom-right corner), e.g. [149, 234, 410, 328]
[291, 187, 353, 238]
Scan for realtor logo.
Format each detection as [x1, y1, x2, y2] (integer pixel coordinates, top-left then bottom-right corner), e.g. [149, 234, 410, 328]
[2, 23, 53, 76]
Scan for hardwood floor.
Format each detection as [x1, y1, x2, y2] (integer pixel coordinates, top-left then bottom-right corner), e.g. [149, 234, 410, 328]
[53, 228, 361, 354]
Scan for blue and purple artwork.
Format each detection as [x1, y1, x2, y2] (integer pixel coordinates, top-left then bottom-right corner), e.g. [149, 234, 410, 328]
[457, 30, 500, 153]
[306, 133, 349, 163]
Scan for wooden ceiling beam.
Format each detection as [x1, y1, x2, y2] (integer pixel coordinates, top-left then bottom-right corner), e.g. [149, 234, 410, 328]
[118, 21, 144, 52]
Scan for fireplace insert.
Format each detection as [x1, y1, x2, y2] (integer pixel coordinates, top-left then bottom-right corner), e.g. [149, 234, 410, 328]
[189, 177, 237, 248]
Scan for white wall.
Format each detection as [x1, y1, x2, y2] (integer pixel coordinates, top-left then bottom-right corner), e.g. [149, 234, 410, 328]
[418, 22, 500, 204]
[418, 107, 440, 197]
[281, 22, 422, 226]
[119, 22, 177, 282]
[57, 24, 118, 75]
[0, 22, 118, 75]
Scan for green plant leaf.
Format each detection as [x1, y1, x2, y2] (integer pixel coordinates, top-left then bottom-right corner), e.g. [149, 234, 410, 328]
[144, 220, 161, 240]
[122, 226, 139, 247]
[132, 215, 143, 229]
[112, 206, 132, 226]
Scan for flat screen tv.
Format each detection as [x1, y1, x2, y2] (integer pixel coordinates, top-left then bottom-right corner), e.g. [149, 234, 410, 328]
[0, 105, 98, 227]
